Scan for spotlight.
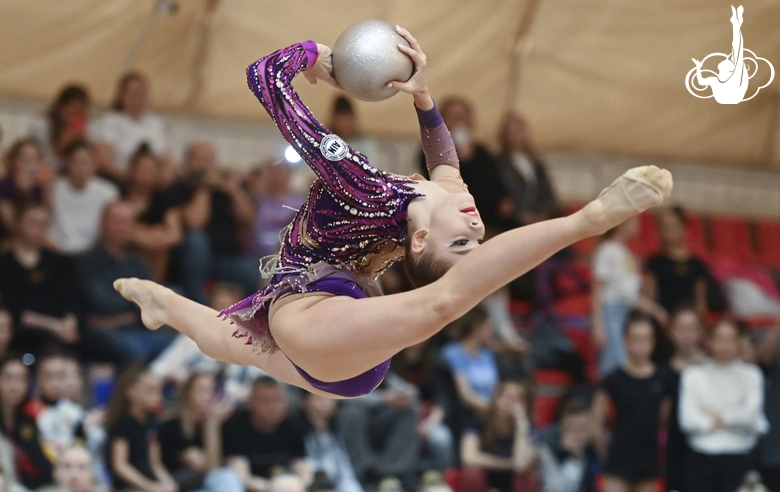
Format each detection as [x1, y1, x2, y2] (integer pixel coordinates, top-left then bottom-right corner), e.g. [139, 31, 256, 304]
[284, 145, 302, 164]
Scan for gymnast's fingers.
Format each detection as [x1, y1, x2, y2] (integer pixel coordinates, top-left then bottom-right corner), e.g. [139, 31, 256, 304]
[398, 44, 426, 68]
[395, 26, 424, 56]
[386, 78, 417, 93]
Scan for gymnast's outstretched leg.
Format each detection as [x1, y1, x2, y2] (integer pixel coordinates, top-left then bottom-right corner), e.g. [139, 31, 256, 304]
[112, 279, 340, 397]
[118, 166, 670, 385]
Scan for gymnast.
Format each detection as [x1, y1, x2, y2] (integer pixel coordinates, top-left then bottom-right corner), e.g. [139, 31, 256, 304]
[115, 27, 672, 399]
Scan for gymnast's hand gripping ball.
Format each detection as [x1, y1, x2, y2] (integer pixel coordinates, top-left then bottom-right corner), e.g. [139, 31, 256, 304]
[332, 20, 415, 102]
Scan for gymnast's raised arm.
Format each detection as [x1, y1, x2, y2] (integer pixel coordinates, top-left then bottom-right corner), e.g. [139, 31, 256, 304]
[247, 41, 383, 191]
[389, 27, 463, 183]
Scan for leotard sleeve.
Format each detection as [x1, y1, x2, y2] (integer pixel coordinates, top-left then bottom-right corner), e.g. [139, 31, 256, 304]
[247, 41, 392, 205]
[417, 102, 460, 178]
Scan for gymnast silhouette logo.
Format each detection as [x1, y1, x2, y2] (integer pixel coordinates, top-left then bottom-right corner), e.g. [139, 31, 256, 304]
[685, 5, 774, 104]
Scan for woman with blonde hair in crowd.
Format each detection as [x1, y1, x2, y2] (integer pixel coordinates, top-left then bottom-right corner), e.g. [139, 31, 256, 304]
[158, 373, 242, 492]
[460, 379, 536, 492]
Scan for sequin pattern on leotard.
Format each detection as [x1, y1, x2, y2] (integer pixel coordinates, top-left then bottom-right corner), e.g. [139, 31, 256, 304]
[220, 41, 422, 356]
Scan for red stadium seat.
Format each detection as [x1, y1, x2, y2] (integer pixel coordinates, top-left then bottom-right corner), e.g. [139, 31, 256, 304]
[710, 216, 755, 264]
[756, 220, 780, 268]
[685, 212, 710, 261]
[628, 211, 661, 258]
[533, 369, 573, 428]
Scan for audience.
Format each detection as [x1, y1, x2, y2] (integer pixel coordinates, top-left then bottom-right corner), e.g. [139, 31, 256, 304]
[663, 305, 706, 492]
[38, 445, 100, 492]
[537, 398, 598, 492]
[77, 201, 174, 362]
[122, 145, 182, 281]
[297, 392, 363, 492]
[163, 141, 257, 303]
[50, 140, 119, 254]
[250, 160, 304, 262]
[459, 379, 536, 492]
[442, 306, 500, 418]
[679, 318, 768, 492]
[335, 373, 419, 490]
[0, 69, 776, 492]
[28, 85, 94, 171]
[496, 112, 559, 226]
[591, 312, 673, 492]
[0, 138, 48, 244]
[0, 202, 126, 366]
[158, 373, 242, 492]
[105, 364, 176, 492]
[592, 217, 666, 375]
[0, 356, 54, 489]
[757, 318, 780, 492]
[222, 376, 308, 490]
[93, 72, 171, 181]
[391, 343, 455, 473]
[643, 207, 711, 319]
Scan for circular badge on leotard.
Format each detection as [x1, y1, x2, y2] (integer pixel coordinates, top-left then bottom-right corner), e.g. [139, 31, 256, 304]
[320, 134, 349, 161]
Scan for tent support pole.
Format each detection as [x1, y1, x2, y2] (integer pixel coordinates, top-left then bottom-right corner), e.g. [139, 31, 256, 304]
[505, 0, 543, 111]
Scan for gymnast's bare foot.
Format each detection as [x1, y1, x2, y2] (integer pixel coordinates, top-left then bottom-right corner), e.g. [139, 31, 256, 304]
[581, 165, 673, 236]
[113, 278, 168, 330]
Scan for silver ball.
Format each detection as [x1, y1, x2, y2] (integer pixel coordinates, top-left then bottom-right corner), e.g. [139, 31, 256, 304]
[332, 20, 415, 102]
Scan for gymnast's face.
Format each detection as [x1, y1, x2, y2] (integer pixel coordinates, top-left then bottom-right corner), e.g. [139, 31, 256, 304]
[418, 192, 485, 267]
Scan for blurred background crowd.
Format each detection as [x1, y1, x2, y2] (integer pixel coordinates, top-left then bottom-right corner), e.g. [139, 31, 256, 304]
[0, 61, 779, 492]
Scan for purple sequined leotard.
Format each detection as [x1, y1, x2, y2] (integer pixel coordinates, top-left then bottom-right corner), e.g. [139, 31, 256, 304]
[220, 40, 459, 398]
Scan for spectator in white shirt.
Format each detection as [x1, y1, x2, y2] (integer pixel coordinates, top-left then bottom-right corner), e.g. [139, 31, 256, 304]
[591, 217, 666, 375]
[93, 71, 171, 182]
[50, 141, 119, 253]
[679, 318, 769, 492]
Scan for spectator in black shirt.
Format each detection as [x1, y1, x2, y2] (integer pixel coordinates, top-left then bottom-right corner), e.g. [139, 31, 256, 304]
[77, 201, 175, 362]
[643, 207, 710, 320]
[158, 373, 242, 492]
[222, 376, 308, 490]
[0, 356, 54, 490]
[496, 112, 560, 226]
[167, 141, 257, 304]
[123, 145, 183, 282]
[416, 97, 511, 236]
[0, 202, 128, 365]
[591, 312, 674, 492]
[105, 364, 176, 492]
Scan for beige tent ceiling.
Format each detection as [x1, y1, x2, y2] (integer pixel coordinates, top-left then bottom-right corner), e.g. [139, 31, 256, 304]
[1, 0, 779, 168]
